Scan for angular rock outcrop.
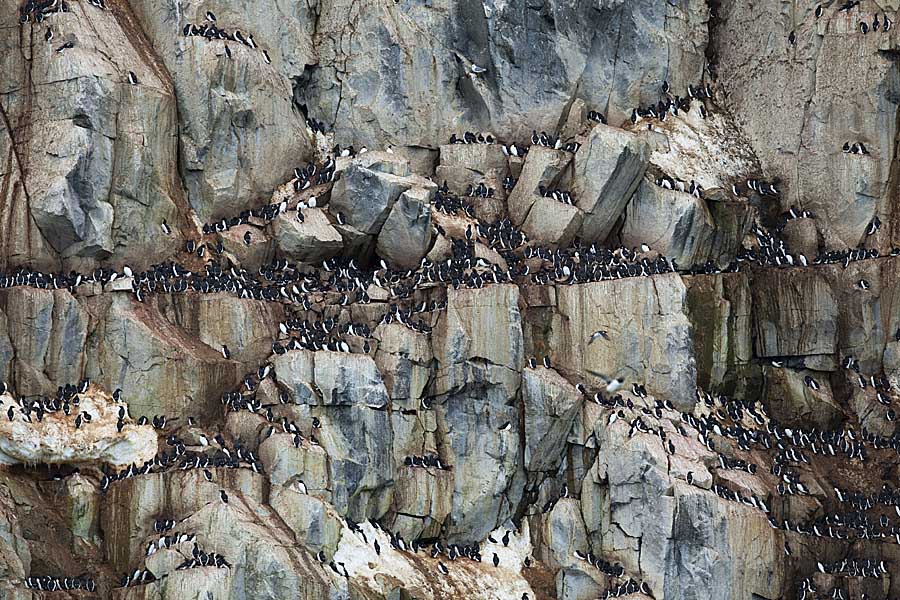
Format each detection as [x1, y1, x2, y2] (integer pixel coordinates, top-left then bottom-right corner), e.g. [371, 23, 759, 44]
[272, 208, 343, 264]
[573, 124, 652, 243]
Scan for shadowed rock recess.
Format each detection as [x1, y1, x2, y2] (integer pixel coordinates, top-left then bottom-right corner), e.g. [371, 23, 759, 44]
[2, 0, 900, 598]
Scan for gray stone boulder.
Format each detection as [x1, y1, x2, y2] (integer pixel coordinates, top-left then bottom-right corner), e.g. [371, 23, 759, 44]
[330, 163, 412, 235]
[574, 124, 652, 243]
[298, 0, 707, 147]
[435, 380, 523, 543]
[270, 350, 394, 519]
[508, 146, 572, 228]
[375, 187, 434, 269]
[373, 322, 433, 410]
[270, 485, 345, 556]
[389, 463, 454, 540]
[272, 208, 343, 264]
[520, 195, 584, 247]
[432, 284, 524, 397]
[582, 416, 785, 600]
[430, 285, 525, 541]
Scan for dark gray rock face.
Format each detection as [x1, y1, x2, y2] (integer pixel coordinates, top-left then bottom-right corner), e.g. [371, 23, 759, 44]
[299, 0, 708, 148]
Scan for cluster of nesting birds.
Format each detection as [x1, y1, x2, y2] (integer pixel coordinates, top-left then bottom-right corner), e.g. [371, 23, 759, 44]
[98, 430, 264, 493]
[465, 182, 495, 198]
[434, 186, 476, 217]
[175, 547, 231, 571]
[538, 185, 575, 205]
[18, 0, 71, 23]
[630, 80, 714, 125]
[145, 532, 195, 557]
[182, 12, 271, 63]
[118, 569, 155, 588]
[0, 378, 98, 425]
[403, 453, 451, 470]
[24, 574, 96, 592]
[654, 174, 704, 198]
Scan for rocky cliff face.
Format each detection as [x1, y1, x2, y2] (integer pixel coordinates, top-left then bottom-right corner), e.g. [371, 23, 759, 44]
[1, 0, 900, 599]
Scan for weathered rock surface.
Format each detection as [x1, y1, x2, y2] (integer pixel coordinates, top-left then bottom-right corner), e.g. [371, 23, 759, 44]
[712, 1, 900, 250]
[0, 6, 185, 271]
[550, 274, 697, 410]
[622, 180, 754, 268]
[752, 269, 838, 358]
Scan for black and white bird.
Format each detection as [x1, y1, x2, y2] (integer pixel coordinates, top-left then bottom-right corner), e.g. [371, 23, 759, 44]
[589, 329, 610, 344]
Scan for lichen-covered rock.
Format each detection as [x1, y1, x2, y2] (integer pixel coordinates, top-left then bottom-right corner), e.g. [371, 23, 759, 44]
[0, 387, 155, 467]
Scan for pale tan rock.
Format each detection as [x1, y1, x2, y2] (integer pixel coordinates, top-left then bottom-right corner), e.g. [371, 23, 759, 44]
[520, 195, 584, 246]
[86, 294, 240, 419]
